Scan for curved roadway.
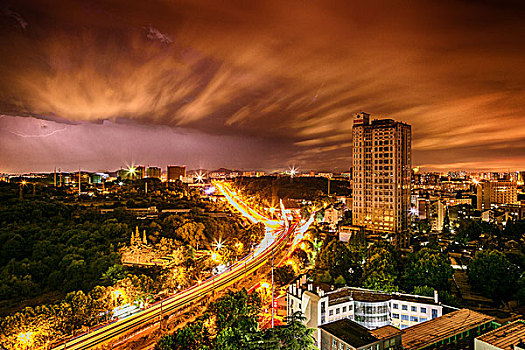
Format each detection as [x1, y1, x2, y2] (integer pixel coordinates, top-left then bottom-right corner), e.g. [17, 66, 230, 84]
[51, 182, 297, 350]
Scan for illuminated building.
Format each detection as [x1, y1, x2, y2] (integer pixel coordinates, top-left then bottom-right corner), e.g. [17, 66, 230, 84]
[136, 165, 145, 179]
[167, 165, 186, 182]
[146, 166, 161, 179]
[352, 113, 412, 244]
[287, 275, 442, 345]
[476, 180, 518, 210]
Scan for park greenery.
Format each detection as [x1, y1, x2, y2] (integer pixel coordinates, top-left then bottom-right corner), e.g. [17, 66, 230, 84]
[311, 236, 454, 297]
[308, 215, 525, 307]
[0, 180, 264, 349]
[234, 175, 350, 205]
[155, 289, 316, 350]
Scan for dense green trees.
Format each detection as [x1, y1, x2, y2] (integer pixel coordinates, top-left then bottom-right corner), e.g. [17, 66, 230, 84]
[468, 250, 520, 301]
[234, 176, 350, 204]
[0, 286, 112, 349]
[313, 238, 362, 286]
[0, 209, 127, 303]
[362, 243, 400, 292]
[155, 289, 316, 350]
[402, 248, 453, 292]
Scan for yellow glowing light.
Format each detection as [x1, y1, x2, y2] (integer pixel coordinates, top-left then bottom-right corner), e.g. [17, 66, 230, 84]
[21, 180, 27, 186]
[17, 332, 34, 347]
[259, 282, 270, 290]
[269, 207, 276, 214]
[128, 167, 136, 175]
[212, 181, 281, 229]
[111, 288, 126, 303]
[472, 179, 480, 185]
[215, 240, 224, 250]
[286, 260, 297, 270]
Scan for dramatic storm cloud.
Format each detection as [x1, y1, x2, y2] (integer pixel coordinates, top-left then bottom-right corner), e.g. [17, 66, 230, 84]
[1, 0, 524, 172]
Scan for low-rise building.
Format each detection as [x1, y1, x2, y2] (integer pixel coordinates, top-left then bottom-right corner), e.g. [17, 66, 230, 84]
[287, 276, 442, 345]
[402, 308, 495, 350]
[324, 205, 344, 230]
[319, 318, 402, 350]
[475, 320, 525, 350]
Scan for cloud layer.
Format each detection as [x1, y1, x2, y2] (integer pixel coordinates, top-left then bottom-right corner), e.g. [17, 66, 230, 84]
[1, 0, 525, 172]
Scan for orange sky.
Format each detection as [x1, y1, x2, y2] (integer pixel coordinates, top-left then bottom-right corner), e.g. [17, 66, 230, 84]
[1, 0, 525, 172]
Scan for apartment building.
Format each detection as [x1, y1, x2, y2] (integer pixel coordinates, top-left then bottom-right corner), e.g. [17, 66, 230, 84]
[352, 113, 411, 243]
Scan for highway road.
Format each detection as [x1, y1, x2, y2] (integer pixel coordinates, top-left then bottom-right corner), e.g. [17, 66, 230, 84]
[51, 181, 301, 350]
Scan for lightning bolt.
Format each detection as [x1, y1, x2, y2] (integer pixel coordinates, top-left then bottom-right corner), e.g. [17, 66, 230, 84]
[6, 127, 67, 138]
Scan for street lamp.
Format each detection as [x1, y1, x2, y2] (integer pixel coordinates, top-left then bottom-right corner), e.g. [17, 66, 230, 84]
[214, 239, 225, 250]
[19, 180, 27, 200]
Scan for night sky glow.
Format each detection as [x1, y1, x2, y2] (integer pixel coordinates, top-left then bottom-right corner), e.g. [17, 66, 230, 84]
[1, 0, 525, 173]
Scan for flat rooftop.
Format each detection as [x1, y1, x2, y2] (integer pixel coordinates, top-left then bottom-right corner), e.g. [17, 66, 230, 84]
[402, 309, 495, 350]
[476, 320, 525, 350]
[319, 318, 379, 348]
[371, 325, 403, 340]
[327, 286, 438, 306]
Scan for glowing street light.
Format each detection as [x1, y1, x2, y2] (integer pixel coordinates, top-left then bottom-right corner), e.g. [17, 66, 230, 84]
[259, 282, 270, 290]
[288, 166, 297, 178]
[214, 239, 225, 250]
[111, 288, 126, 305]
[17, 331, 34, 349]
[195, 171, 205, 183]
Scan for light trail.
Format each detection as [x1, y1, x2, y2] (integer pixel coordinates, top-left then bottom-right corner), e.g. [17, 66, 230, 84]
[49, 181, 295, 350]
[213, 181, 281, 229]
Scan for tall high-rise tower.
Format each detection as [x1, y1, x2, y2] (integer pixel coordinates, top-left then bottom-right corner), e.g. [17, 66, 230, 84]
[352, 113, 411, 242]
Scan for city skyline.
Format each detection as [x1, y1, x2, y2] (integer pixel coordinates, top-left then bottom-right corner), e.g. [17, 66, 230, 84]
[2, 1, 525, 172]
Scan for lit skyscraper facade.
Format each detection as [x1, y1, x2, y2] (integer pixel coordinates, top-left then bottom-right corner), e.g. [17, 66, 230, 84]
[352, 113, 411, 242]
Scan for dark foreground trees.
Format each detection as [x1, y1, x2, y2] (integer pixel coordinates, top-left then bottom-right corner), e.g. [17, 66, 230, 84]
[155, 289, 316, 350]
[468, 250, 520, 302]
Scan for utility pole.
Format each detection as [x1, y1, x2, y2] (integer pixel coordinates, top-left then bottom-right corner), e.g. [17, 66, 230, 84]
[271, 247, 274, 328]
[78, 169, 81, 195]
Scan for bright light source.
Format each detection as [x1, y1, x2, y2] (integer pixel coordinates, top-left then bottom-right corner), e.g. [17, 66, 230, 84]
[211, 252, 219, 262]
[288, 166, 297, 177]
[259, 282, 270, 290]
[409, 208, 418, 215]
[21, 180, 27, 186]
[17, 332, 34, 347]
[111, 288, 126, 303]
[269, 207, 275, 214]
[128, 167, 136, 174]
[215, 239, 224, 250]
